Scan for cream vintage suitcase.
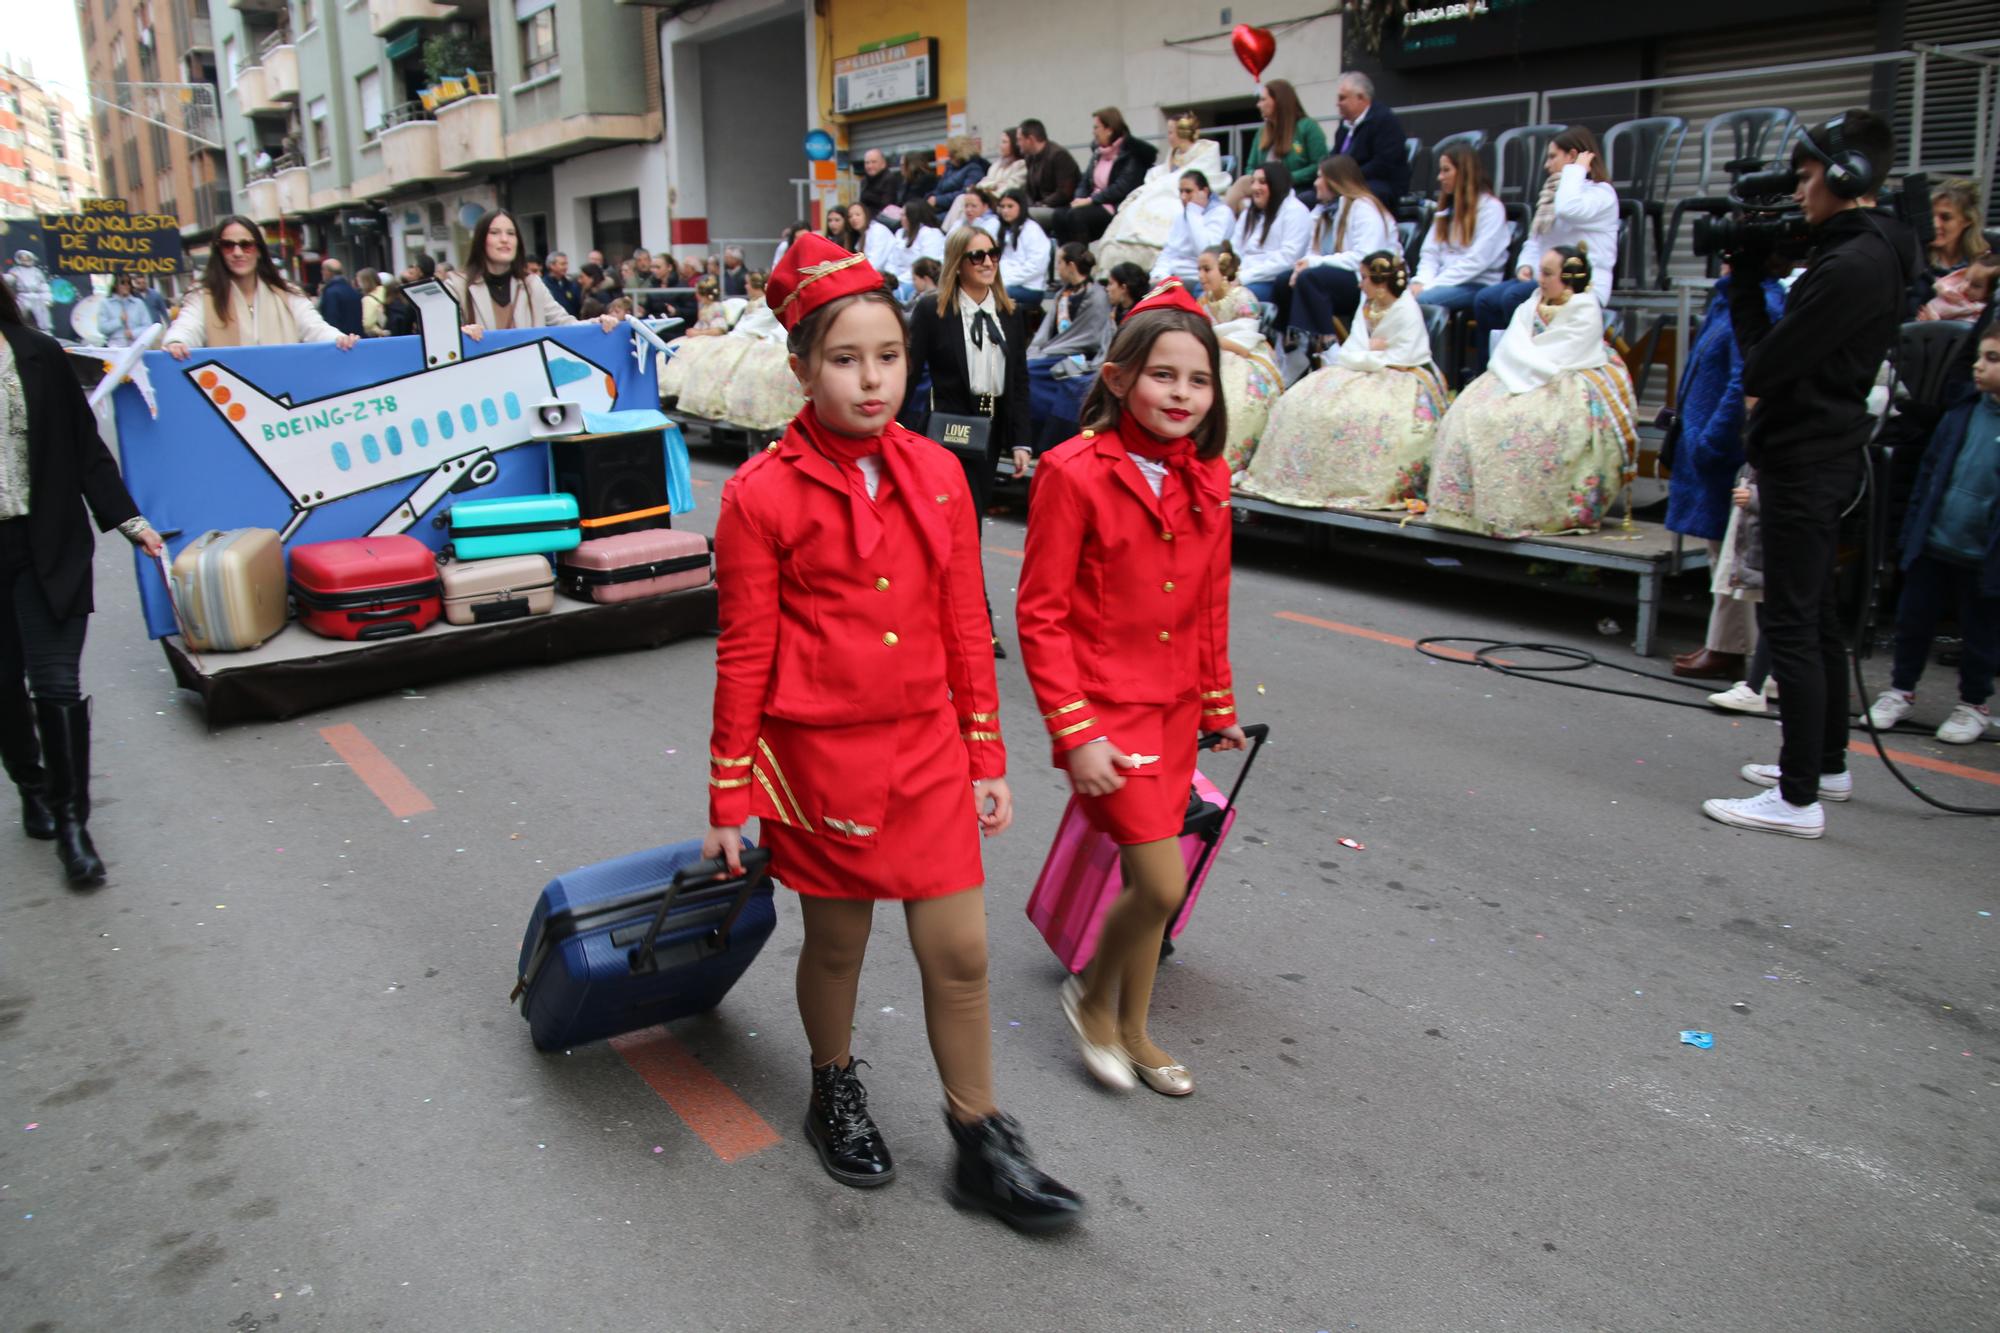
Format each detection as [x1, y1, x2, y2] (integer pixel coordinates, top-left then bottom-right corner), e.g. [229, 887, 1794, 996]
[168, 528, 288, 651]
[439, 554, 557, 626]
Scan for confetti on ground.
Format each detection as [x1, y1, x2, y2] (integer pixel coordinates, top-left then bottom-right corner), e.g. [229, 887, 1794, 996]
[1338, 838, 1364, 850]
[652, 1146, 664, 1154]
[1679, 1030, 1715, 1050]
[23, 1123, 38, 1131]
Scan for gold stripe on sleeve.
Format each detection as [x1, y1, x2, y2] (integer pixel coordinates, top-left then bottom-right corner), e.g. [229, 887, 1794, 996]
[1051, 717, 1098, 740]
[1042, 699, 1086, 720]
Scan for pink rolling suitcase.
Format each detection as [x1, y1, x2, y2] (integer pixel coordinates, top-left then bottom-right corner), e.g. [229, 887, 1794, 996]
[1026, 723, 1268, 973]
[557, 529, 712, 604]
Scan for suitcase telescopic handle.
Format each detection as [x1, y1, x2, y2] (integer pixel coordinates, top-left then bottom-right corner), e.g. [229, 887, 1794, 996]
[1177, 722, 1271, 931]
[628, 847, 773, 974]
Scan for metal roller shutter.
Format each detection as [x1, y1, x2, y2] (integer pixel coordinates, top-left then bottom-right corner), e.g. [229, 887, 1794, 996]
[1654, 15, 1878, 289]
[842, 106, 950, 161]
[1894, 0, 1999, 189]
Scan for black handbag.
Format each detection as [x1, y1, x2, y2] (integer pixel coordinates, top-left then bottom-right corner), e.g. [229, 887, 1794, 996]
[925, 411, 993, 466]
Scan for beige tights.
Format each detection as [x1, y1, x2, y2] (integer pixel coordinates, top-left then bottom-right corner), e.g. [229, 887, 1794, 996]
[795, 889, 997, 1124]
[1077, 837, 1185, 1067]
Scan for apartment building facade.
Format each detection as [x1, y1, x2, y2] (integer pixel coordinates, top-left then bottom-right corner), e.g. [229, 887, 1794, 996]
[76, 0, 230, 284]
[0, 62, 100, 220]
[210, 0, 664, 280]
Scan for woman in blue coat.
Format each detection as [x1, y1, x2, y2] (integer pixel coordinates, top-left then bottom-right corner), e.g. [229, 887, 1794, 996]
[1664, 272, 1787, 679]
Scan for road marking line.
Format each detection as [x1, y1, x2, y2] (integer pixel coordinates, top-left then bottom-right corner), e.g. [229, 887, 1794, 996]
[318, 724, 435, 817]
[984, 544, 1025, 559]
[1275, 611, 1486, 662]
[1278, 612, 2000, 789]
[1847, 739, 2000, 789]
[608, 1027, 782, 1163]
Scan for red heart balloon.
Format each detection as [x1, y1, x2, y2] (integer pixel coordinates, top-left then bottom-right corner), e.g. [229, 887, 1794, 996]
[1231, 24, 1276, 82]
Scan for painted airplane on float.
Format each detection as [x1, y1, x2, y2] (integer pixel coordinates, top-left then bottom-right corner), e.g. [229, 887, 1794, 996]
[174, 280, 656, 541]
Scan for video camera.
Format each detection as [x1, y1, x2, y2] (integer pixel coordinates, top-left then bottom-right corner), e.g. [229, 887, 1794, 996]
[1692, 165, 1934, 261]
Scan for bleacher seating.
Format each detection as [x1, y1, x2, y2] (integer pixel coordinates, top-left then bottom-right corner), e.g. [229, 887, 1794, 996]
[1660, 106, 1798, 289]
[1603, 116, 1688, 290]
[1493, 124, 1569, 205]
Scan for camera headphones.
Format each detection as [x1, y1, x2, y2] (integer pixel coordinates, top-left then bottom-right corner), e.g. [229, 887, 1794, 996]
[1794, 115, 1875, 200]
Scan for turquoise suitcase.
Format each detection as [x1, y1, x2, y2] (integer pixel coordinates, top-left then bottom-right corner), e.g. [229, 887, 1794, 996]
[446, 493, 582, 560]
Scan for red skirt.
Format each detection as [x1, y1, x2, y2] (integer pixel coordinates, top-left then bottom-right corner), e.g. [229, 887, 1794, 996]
[1073, 695, 1201, 845]
[757, 703, 985, 900]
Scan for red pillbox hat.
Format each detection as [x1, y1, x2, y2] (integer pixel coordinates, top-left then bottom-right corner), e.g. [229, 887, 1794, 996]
[1126, 276, 1210, 321]
[766, 232, 885, 332]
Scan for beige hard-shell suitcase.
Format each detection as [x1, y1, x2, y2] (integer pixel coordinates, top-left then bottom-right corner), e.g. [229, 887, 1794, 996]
[439, 554, 557, 626]
[169, 528, 288, 651]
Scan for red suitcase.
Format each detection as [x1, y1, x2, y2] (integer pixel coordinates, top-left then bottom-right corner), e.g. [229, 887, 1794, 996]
[289, 535, 443, 641]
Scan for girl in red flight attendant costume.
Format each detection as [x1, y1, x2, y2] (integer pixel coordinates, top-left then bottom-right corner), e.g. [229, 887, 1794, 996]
[700, 234, 1083, 1232]
[1017, 278, 1248, 1097]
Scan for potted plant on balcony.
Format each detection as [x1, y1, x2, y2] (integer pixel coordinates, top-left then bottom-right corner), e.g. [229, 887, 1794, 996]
[419, 30, 492, 112]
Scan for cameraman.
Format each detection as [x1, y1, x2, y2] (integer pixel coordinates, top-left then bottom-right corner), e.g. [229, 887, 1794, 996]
[1702, 110, 1916, 838]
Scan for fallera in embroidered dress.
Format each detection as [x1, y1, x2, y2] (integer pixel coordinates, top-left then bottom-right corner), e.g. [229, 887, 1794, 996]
[1237, 289, 1449, 509]
[1426, 293, 1638, 538]
[1093, 140, 1233, 274]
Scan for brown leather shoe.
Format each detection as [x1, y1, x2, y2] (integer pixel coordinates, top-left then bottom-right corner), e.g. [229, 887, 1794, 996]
[1672, 649, 1745, 680]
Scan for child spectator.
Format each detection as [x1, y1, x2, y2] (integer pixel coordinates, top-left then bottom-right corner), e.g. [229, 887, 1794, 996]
[905, 256, 942, 312]
[1863, 327, 2000, 744]
[1920, 251, 1998, 323]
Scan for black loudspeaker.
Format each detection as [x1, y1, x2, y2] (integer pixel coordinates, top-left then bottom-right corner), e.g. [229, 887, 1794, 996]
[549, 430, 671, 538]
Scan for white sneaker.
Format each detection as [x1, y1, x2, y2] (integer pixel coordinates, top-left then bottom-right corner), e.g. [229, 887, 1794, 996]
[1702, 786, 1826, 838]
[1709, 681, 1768, 714]
[1739, 763, 1852, 802]
[1865, 689, 1914, 730]
[1936, 703, 1994, 745]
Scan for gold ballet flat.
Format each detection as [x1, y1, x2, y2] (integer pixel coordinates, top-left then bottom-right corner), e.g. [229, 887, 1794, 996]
[1129, 1057, 1194, 1097]
[1061, 976, 1136, 1092]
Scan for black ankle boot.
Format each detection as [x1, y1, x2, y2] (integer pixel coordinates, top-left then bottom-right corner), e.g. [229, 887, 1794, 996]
[805, 1058, 894, 1188]
[37, 698, 105, 887]
[0, 683, 55, 840]
[945, 1110, 1084, 1232]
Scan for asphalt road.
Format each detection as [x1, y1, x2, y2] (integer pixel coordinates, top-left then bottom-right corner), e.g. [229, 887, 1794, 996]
[4, 447, 1996, 1333]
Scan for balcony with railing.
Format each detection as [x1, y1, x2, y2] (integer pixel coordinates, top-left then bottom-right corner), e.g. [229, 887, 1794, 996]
[182, 181, 233, 235]
[376, 102, 448, 187]
[258, 30, 299, 101]
[435, 72, 501, 172]
[244, 173, 280, 223]
[368, 0, 455, 37]
[233, 64, 283, 118]
[275, 162, 310, 213]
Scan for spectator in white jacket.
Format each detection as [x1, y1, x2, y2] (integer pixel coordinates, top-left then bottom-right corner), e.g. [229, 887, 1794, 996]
[164, 214, 356, 357]
[1409, 143, 1512, 318]
[1230, 161, 1313, 299]
[995, 189, 1053, 303]
[1468, 127, 1620, 375]
[1285, 154, 1398, 348]
[1148, 169, 1234, 287]
[846, 202, 899, 280]
[883, 200, 948, 296]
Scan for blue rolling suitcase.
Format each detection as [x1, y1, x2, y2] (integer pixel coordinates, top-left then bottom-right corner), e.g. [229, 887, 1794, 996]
[512, 840, 775, 1051]
[446, 493, 583, 560]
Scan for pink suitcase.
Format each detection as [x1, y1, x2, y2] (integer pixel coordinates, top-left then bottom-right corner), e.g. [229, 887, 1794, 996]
[557, 529, 712, 604]
[1025, 724, 1268, 973]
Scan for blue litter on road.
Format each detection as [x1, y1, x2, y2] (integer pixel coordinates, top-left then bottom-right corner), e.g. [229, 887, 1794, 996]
[1679, 1030, 1715, 1049]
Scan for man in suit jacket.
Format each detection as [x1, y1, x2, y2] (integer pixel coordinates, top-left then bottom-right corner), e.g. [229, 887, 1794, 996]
[316, 258, 365, 336]
[1333, 71, 1411, 211]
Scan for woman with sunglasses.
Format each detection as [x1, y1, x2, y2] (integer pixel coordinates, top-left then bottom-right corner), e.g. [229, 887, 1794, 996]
[165, 216, 356, 358]
[902, 227, 1031, 655]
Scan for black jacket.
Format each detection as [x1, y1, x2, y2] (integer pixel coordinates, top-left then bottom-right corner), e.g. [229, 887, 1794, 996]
[544, 273, 583, 316]
[1729, 208, 1915, 470]
[318, 277, 364, 337]
[900, 293, 1031, 456]
[1, 321, 142, 621]
[1088, 137, 1160, 210]
[1900, 383, 2000, 595]
[1331, 105, 1411, 210]
[1026, 146, 1082, 210]
[859, 168, 903, 216]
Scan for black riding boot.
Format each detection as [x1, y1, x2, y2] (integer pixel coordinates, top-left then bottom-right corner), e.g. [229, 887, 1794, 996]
[0, 680, 55, 839]
[37, 698, 105, 886]
[805, 1057, 895, 1188]
[945, 1110, 1084, 1232]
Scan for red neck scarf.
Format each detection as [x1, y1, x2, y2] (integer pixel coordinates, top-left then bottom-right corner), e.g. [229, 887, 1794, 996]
[797, 404, 892, 557]
[1115, 417, 1225, 518]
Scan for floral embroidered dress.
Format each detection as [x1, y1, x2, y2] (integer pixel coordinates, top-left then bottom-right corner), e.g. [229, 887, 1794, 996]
[666, 302, 803, 429]
[1427, 291, 1637, 537]
[1236, 289, 1448, 508]
[1094, 139, 1232, 274]
[1203, 284, 1281, 472]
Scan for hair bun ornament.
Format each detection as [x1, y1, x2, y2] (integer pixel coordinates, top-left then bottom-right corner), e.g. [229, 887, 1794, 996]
[1560, 249, 1592, 293]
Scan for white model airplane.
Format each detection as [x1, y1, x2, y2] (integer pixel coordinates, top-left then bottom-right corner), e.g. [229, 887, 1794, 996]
[180, 280, 624, 540]
[68, 321, 163, 416]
